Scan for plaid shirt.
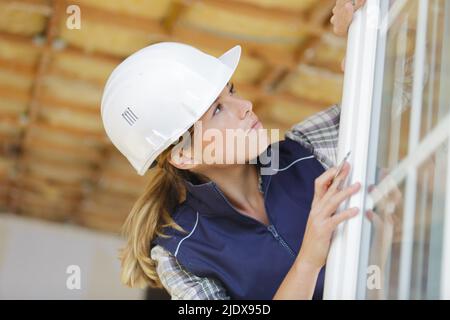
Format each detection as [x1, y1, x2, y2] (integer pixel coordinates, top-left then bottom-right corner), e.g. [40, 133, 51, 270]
[150, 103, 341, 300]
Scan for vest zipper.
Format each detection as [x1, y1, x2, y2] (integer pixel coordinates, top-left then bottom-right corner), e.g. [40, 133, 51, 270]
[212, 173, 297, 259]
[267, 224, 296, 258]
[261, 171, 297, 258]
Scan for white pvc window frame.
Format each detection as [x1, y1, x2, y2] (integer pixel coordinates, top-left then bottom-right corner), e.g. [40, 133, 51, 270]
[323, 0, 382, 300]
[324, 0, 450, 300]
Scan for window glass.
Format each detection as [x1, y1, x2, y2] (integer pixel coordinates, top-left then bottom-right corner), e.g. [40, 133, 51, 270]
[356, 0, 450, 299]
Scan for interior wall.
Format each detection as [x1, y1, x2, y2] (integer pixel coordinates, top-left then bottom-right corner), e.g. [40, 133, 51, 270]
[0, 213, 144, 299]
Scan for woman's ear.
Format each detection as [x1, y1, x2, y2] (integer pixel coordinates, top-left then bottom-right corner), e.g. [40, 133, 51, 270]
[168, 149, 196, 170]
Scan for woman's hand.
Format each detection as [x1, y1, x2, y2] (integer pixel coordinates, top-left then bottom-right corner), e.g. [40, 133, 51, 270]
[330, 0, 366, 71]
[297, 162, 361, 270]
[331, 0, 366, 36]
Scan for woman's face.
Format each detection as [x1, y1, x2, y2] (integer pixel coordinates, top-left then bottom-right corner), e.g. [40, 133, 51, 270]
[172, 82, 270, 169]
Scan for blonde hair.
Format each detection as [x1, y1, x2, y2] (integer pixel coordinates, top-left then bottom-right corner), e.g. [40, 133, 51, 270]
[118, 126, 207, 288]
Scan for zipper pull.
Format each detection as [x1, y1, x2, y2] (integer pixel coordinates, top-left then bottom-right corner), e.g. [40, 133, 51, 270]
[267, 224, 296, 258]
[267, 224, 279, 239]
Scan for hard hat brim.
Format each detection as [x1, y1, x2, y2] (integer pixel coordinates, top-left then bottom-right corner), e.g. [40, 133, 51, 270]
[218, 45, 241, 74]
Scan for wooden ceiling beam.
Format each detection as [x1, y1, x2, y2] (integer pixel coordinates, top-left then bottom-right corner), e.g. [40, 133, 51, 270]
[170, 24, 298, 68]
[256, 0, 336, 97]
[13, 175, 84, 194]
[9, 0, 65, 213]
[195, 0, 325, 36]
[56, 0, 167, 36]
[23, 138, 103, 162]
[238, 82, 330, 108]
[0, 57, 37, 76]
[0, 33, 330, 113]
[163, 0, 191, 34]
[261, 0, 339, 97]
[23, 1, 63, 142]
[39, 93, 100, 115]
[21, 154, 95, 175]
[0, 84, 31, 103]
[30, 121, 108, 141]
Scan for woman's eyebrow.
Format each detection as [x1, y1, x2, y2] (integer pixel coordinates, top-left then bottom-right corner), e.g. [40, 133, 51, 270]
[210, 82, 230, 110]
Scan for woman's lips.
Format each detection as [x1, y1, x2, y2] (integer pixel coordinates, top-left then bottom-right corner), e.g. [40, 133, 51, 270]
[251, 120, 262, 130]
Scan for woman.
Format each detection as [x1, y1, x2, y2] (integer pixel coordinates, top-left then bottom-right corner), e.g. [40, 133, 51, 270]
[100, 1, 366, 299]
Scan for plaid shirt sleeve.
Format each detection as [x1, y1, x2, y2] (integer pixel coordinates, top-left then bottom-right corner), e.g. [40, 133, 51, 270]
[150, 245, 231, 300]
[150, 104, 341, 300]
[284, 103, 341, 169]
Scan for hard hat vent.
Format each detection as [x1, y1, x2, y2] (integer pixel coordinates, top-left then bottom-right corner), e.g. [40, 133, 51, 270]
[121, 107, 139, 126]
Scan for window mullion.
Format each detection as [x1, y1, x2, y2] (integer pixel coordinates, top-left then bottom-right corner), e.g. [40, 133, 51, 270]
[440, 0, 450, 300]
[398, 0, 429, 300]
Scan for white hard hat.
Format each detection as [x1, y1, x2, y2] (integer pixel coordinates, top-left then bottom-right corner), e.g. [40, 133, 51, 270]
[101, 42, 241, 176]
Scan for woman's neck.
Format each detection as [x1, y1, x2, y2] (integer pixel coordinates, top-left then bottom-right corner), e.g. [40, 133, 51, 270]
[197, 164, 267, 223]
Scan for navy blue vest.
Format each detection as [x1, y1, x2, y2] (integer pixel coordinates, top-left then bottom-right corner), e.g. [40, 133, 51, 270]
[152, 137, 326, 299]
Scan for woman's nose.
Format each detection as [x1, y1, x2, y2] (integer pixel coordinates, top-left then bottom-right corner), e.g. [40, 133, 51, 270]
[239, 99, 253, 119]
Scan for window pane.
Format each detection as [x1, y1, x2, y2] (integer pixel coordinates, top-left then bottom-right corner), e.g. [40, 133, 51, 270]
[356, 0, 450, 300]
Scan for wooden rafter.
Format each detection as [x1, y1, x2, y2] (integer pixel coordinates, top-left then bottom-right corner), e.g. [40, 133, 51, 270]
[8, 0, 65, 213]
[256, 0, 337, 98]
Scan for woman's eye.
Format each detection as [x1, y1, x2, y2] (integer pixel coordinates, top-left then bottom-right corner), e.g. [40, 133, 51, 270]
[230, 83, 235, 94]
[213, 104, 222, 116]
